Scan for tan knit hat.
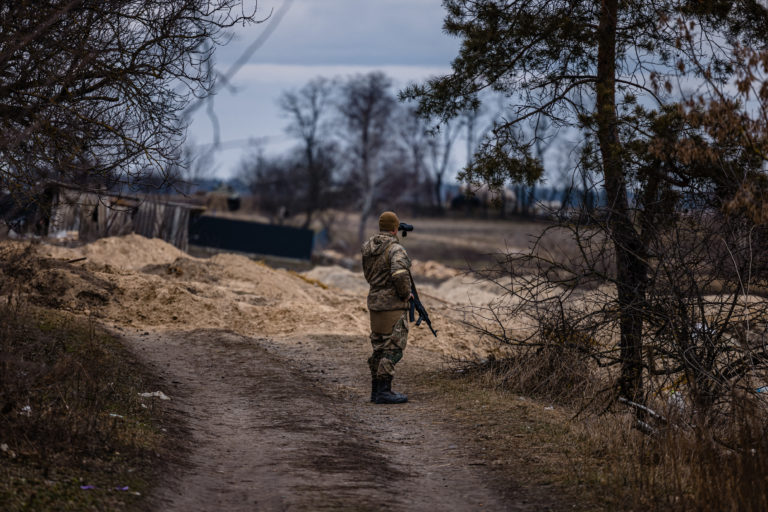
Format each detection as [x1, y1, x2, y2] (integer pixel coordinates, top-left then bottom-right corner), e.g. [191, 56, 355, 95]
[378, 211, 399, 232]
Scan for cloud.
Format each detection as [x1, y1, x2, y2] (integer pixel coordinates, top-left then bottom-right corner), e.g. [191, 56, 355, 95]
[219, 0, 458, 67]
[191, 0, 460, 178]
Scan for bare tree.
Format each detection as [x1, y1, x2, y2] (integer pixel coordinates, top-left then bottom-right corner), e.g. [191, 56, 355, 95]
[425, 119, 461, 214]
[337, 72, 398, 244]
[513, 115, 556, 217]
[238, 147, 300, 225]
[162, 142, 216, 195]
[279, 77, 336, 228]
[0, 0, 262, 198]
[396, 106, 431, 211]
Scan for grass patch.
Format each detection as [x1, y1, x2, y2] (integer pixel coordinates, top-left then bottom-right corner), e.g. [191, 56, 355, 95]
[0, 298, 170, 511]
[419, 359, 768, 511]
[414, 370, 627, 511]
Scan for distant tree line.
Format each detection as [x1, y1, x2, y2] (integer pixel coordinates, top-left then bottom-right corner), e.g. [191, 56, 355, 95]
[235, 72, 522, 242]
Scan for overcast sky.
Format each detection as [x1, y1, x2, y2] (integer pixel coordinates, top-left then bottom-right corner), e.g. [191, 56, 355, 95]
[187, 0, 461, 180]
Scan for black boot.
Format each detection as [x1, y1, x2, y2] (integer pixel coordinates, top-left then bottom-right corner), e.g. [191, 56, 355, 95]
[370, 376, 377, 403]
[373, 375, 408, 404]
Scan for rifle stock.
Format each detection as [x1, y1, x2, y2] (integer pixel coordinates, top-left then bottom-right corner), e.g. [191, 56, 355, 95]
[408, 271, 437, 337]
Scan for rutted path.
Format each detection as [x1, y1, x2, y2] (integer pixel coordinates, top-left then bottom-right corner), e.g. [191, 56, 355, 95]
[123, 328, 543, 512]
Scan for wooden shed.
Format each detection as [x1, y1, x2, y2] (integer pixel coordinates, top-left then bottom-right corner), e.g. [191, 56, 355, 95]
[45, 183, 202, 251]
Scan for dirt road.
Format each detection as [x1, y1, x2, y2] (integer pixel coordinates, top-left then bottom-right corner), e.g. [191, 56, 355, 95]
[123, 328, 556, 512]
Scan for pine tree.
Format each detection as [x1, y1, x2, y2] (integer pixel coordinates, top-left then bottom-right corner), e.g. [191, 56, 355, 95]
[404, 0, 768, 402]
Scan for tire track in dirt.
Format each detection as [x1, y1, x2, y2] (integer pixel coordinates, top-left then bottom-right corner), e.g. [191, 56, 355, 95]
[123, 328, 538, 511]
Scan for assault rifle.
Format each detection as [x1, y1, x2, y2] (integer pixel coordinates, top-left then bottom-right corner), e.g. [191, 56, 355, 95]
[408, 271, 438, 337]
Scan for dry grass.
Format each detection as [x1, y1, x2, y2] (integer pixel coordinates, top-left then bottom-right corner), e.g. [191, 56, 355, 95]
[429, 343, 768, 511]
[570, 397, 768, 511]
[409, 212, 768, 509]
[0, 298, 171, 511]
[454, 342, 600, 405]
[415, 370, 625, 510]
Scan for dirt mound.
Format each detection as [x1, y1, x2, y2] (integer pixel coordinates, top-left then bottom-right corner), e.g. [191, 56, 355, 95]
[303, 263, 504, 309]
[0, 243, 118, 312]
[142, 257, 222, 283]
[429, 275, 505, 307]
[43, 234, 184, 270]
[1, 234, 501, 360]
[410, 260, 460, 280]
[208, 253, 318, 302]
[297, 263, 504, 358]
[29, 265, 117, 311]
[3, 235, 361, 335]
[0, 243, 42, 288]
[302, 265, 368, 295]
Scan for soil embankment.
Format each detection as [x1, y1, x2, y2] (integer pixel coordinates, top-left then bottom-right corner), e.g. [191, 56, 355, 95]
[26, 234, 498, 358]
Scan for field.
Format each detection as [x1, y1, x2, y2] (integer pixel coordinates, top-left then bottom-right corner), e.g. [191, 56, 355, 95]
[1, 214, 766, 511]
[313, 211, 555, 268]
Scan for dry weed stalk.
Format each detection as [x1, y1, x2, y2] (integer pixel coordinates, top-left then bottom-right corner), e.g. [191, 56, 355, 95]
[459, 201, 768, 506]
[467, 204, 768, 415]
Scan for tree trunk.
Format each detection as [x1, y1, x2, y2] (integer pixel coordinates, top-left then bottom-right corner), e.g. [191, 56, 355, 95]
[581, 170, 592, 215]
[357, 203, 371, 248]
[435, 174, 444, 214]
[302, 210, 313, 230]
[358, 171, 375, 247]
[528, 185, 536, 217]
[596, 0, 646, 402]
[357, 129, 373, 246]
[301, 145, 316, 230]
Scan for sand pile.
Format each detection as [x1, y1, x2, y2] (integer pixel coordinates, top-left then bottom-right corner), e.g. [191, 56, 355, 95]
[3, 236, 356, 334]
[1, 235, 501, 359]
[312, 249, 360, 269]
[141, 257, 224, 284]
[425, 275, 505, 307]
[0, 243, 116, 312]
[410, 260, 460, 280]
[298, 262, 506, 358]
[302, 263, 505, 309]
[42, 234, 185, 270]
[302, 265, 368, 295]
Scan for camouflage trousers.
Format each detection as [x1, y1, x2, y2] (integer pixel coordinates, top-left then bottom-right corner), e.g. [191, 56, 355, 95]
[368, 310, 409, 378]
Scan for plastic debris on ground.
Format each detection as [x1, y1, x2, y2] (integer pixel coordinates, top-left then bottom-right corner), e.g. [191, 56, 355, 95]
[138, 391, 170, 400]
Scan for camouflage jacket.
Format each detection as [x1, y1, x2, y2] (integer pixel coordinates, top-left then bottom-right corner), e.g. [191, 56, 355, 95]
[361, 232, 411, 312]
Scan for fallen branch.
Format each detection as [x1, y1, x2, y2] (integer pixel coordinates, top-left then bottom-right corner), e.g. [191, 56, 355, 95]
[618, 397, 668, 425]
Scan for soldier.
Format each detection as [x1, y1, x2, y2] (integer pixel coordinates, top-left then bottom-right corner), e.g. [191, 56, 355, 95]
[361, 211, 412, 404]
